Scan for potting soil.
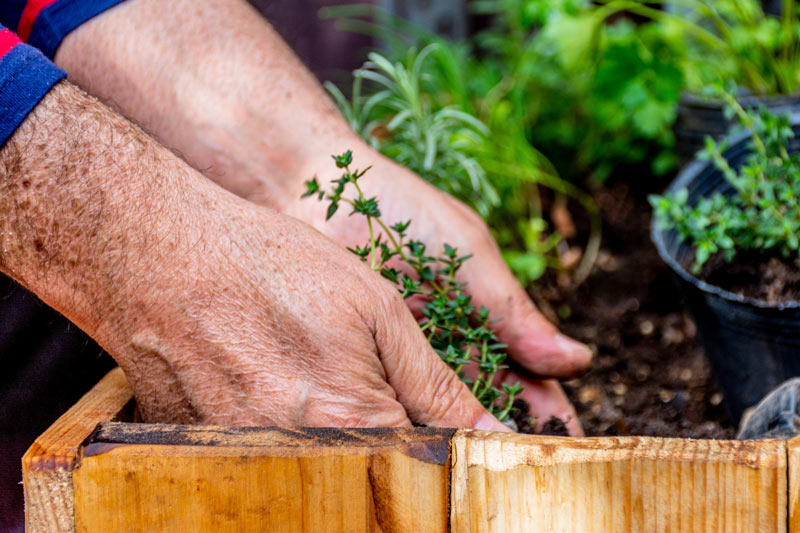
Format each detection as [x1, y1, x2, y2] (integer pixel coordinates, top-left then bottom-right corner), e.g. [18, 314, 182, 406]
[700, 252, 800, 305]
[528, 181, 735, 439]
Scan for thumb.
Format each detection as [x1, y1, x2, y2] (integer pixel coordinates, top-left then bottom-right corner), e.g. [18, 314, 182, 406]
[372, 293, 512, 432]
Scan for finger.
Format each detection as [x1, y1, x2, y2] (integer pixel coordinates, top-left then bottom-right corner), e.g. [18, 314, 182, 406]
[371, 291, 512, 433]
[454, 216, 592, 377]
[505, 373, 584, 437]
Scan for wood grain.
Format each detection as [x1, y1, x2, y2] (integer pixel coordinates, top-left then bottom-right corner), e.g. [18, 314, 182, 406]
[450, 430, 787, 533]
[24, 369, 795, 532]
[22, 367, 134, 533]
[72, 423, 452, 532]
[788, 436, 800, 532]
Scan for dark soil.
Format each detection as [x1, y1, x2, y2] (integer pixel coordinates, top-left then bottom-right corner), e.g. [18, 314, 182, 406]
[700, 252, 800, 305]
[509, 399, 570, 436]
[509, 399, 536, 434]
[539, 415, 570, 436]
[528, 181, 736, 439]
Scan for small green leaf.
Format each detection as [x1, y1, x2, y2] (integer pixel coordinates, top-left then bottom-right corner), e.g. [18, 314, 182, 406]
[352, 197, 382, 218]
[380, 267, 400, 284]
[333, 151, 353, 168]
[326, 202, 339, 221]
[302, 178, 320, 199]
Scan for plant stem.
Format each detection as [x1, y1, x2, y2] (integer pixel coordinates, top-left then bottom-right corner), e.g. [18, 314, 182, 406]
[348, 167, 380, 270]
[495, 389, 519, 422]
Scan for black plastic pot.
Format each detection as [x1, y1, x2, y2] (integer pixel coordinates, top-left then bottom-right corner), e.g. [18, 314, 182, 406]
[652, 124, 800, 425]
[674, 92, 800, 168]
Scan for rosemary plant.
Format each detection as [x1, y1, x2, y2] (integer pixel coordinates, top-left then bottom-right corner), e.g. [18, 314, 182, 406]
[303, 151, 523, 421]
[323, 36, 602, 284]
[325, 44, 499, 218]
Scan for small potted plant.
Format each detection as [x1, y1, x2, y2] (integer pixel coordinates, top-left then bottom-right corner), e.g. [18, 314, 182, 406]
[650, 90, 800, 424]
[671, 0, 800, 165]
[596, 0, 800, 165]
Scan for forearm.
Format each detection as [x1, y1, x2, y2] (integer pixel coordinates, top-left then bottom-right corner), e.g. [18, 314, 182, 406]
[0, 81, 244, 357]
[55, 0, 362, 208]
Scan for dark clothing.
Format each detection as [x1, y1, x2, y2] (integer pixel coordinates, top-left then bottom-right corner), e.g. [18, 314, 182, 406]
[0, 277, 115, 532]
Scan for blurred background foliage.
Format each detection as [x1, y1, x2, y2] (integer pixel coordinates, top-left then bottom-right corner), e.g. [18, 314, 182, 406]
[304, 0, 800, 285]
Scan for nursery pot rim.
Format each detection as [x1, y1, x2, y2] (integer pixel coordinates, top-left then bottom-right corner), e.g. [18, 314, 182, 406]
[679, 89, 800, 107]
[651, 127, 800, 311]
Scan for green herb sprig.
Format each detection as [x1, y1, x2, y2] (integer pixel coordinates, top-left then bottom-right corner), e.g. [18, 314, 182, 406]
[321, 25, 602, 284]
[325, 44, 499, 218]
[651, 88, 800, 273]
[303, 151, 523, 421]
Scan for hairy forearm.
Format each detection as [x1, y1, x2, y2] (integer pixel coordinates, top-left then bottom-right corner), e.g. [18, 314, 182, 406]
[55, 0, 361, 208]
[1, 81, 231, 351]
[0, 80, 299, 422]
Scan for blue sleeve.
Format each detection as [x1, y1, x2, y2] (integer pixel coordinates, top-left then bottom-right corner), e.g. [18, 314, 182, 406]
[0, 0, 127, 59]
[0, 25, 66, 147]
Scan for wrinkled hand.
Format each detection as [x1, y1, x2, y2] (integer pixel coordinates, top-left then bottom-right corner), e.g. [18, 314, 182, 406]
[120, 188, 509, 432]
[283, 144, 593, 435]
[49, 0, 587, 435]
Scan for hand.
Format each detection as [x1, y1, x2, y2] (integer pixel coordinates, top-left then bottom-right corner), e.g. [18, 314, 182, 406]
[0, 81, 510, 432]
[283, 142, 592, 435]
[51, 0, 589, 433]
[117, 189, 511, 431]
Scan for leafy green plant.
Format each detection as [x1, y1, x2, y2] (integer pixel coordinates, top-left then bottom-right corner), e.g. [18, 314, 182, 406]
[325, 0, 800, 191]
[332, 1, 684, 180]
[326, 44, 500, 217]
[599, 0, 800, 95]
[522, 0, 800, 179]
[650, 90, 800, 273]
[517, 13, 684, 181]
[321, 10, 603, 284]
[303, 151, 523, 421]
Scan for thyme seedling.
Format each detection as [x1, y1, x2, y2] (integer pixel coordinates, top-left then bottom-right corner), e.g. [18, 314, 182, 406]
[303, 151, 523, 421]
[651, 88, 800, 272]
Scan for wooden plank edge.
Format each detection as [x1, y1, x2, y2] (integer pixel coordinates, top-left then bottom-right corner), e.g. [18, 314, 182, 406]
[74, 423, 455, 532]
[78, 422, 454, 463]
[22, 367, 133, 533]
[787, 436, 800, 532]
[450, 430, 786, 469]
[450, 430, 788, 533]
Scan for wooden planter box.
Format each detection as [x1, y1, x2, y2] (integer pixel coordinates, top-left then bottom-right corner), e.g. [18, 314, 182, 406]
[23, 368, 800, 532]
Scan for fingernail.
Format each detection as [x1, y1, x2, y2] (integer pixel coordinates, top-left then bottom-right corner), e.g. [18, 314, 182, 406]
[554, 333, 593, 364]
[475, 413, 513, 433]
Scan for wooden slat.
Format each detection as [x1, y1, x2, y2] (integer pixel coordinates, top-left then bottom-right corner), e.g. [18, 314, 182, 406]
[779, 433, 800, 533]
[22, 367, 134, 533]
[72, 423, 452, 532]
[450, 430, 787, 533]
[25, 369, 794, 532]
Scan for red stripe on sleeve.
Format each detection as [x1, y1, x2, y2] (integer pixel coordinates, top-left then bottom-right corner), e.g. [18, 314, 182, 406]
[0, 28, 22, 59]
[17, 0, 59, 42]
